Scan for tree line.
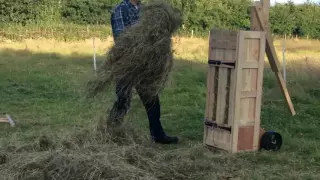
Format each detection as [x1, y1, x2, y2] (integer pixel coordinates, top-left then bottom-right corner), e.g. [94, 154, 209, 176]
[0, 0, 319, 39]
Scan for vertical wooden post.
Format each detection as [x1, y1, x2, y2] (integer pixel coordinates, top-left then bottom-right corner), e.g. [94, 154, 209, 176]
[251, 0, 296, 115]
[93, 37, 97, 73]
[251, 0, 270, 31]
[283, 34, 287, 82]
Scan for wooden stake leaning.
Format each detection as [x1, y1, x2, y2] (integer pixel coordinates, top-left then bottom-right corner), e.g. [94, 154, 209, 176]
[251, 0, 296, 115]
[0, 114, 15, 127]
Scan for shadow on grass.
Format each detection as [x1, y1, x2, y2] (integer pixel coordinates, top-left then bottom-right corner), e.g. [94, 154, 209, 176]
[0, 48, 320, 180]
[0, 48, 208, 142]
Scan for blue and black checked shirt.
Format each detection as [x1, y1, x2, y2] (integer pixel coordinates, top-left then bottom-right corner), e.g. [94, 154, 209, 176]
[111, 0, 141, 40]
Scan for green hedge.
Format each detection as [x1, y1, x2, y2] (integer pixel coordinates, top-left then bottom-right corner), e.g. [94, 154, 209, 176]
[0, 0, 319, 39]
[60, 0, 114, 25]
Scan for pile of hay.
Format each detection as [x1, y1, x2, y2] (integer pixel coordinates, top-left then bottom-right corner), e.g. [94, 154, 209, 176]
[86, 0, 182, 99]
[0, 125, 223, 180]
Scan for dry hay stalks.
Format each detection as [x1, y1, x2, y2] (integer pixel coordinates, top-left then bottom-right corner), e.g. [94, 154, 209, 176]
[0, 124, 220, 180]
[86, 0, 182, 100]
[0, 123, 153, 180]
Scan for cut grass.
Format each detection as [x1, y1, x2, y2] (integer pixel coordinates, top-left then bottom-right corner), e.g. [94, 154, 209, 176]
[0, 37, 319, 179]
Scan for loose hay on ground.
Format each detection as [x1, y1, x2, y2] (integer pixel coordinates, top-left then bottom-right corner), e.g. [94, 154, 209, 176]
[0, 127, 218, 180]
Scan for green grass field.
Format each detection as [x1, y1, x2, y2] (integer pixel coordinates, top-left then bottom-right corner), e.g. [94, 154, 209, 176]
[0, 37, 319, 179]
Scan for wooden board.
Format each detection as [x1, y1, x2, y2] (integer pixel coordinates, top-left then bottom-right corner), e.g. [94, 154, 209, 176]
[209, 29, 237, 63]
[205, 127, 231, 151]
[204, 29, 237, 150]
[0, 115, 15, 127]
[206, 28, 238, 126]
[231, 30, 266, 152]
[215, 67, 229, 124]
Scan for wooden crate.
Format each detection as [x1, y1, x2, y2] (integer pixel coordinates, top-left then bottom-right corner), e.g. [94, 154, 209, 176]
[203, 29, 266, 153]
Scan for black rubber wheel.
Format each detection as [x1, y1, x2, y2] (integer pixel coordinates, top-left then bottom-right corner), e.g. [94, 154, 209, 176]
[260, 131, 282, 151]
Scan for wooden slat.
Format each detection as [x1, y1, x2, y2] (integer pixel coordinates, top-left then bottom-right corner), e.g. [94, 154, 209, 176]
[252, 31, 266, 150]
[227, 69, 236, 127]
[205, 128, 231, 151]
[239, 30, 265, 39]
[205, 67, 213, 119]
[208, 67, 217, 120]
[210, 48, 225, 62]
[210, 29, 238, 38]
[242, 62, 259, 69]
[231, 31, 244, 153]
[224, 49, 236, 62]
[215, 67, 229, 124]
[241, 91, 257, 98]
[251, 0, 270, 31]
[262, 0, 270, 30]
[0, 119, 8, 123]
[204, 60, 217, 145]
[238, 121, 255, 126]
[253, 5, 296, 116]
[210, 43, 237, 50]
[250, 1, 261, 31]
[204, 66, 216, 145]
[0, 115, 15, 127]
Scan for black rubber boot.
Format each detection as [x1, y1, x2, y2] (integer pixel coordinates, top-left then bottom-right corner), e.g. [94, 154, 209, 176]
[140, 95, 178, 144]
[152, 134, 179, 144]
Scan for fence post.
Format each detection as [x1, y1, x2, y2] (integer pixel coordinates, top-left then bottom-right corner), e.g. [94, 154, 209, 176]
[93, 37, 97, 73]
[282, 34, 286, 82]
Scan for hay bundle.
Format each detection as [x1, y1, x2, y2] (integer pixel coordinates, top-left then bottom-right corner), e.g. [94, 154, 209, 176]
[86, 0, 182, 99]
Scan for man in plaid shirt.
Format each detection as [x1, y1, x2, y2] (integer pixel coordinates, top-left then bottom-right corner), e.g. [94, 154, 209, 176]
[109, 0, 179, 144]
[111, 0, 141, 42]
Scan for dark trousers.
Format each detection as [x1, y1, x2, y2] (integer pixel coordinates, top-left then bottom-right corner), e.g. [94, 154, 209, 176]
[107, 80, 166, 139]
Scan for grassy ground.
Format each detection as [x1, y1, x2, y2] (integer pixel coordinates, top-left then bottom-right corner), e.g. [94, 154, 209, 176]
[0, 36, 319, 179]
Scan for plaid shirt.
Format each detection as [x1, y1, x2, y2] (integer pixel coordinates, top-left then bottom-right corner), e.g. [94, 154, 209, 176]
[111, 0, 141, 40]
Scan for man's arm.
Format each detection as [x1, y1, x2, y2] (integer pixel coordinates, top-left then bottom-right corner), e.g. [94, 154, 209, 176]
[111, 6, 128, 39]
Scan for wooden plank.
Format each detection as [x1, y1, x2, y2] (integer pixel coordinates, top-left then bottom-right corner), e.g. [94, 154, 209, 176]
[238, 121, 255, 126]
[224, 49, 236, 62]
[210, 48, 225, 62]
[251, 0, 270, 31]
[240, 98, 256, 124]
[241, 91, 257, 98]
[253, 5, 296, 115]
[242, 62, 259, 69]
[253, 5, 280, 71]
[209, 29, 238, 62]
[231, 31, 244, 153]
[205, 66, 214, 120]
[0, 119, 8, 123]
[204, 66, 216, 145]
[210, 29, 237, 42]
[250, 1, 261, 31]
[262, 0, 270, 31]
[208, 67, 217, 120]
[205, 128, 231, 151]
[0, 115, 15, 127]
[237, 126, 254, 151]
[215, 67, 229, 124]
[227, 69, 236, 127]
[210, 42, 237, 50]
[240, 30, 265, 39]
[253, 32, 266, 150]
